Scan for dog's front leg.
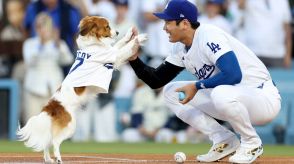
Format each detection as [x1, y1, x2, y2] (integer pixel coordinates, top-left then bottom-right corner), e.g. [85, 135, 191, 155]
[44, 147, 54, 163]
[114, 39, 137, 69]
[113, 27, 135, 49]
[114, 34, 147, 69]
[53, 140, 62, 164]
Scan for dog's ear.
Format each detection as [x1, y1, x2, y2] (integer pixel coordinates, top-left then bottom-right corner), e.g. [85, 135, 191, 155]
[79, 25, 94, 36]
[78, 16, 111, 39]
[79, 16, 96, 36]
[95, 17, 111, 38]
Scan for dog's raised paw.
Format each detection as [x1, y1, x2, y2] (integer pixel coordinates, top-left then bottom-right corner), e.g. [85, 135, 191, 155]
[124, 27, 135, 41]
[136, 33, 148, 45]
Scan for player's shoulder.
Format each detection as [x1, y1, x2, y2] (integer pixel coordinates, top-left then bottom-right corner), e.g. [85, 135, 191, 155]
[196, 24, 227, 42]
[171, 42, 185, 55]
[198, 24, 224, 35]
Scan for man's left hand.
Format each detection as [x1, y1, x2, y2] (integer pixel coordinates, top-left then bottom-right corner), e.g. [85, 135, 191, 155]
[175, 83, 198, 104]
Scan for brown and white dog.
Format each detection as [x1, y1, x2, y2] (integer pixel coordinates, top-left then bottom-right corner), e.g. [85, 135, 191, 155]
[17, 16, 147, 163]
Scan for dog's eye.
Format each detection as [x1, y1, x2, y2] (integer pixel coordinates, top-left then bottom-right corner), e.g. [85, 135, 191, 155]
[106, 25, 110, 29]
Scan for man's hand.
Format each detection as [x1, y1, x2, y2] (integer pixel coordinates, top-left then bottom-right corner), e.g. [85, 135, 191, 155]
[128, 34, 148, 61]
[128, 52, 139, 61]
[131, 38, 140, 56]
[175, 83, 198, 104]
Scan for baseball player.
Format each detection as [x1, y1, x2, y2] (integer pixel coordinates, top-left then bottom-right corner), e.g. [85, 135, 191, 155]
[128, 0, 281, 163]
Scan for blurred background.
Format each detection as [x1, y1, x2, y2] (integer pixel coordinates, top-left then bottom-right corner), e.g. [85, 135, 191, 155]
[0, 0, 294, 147]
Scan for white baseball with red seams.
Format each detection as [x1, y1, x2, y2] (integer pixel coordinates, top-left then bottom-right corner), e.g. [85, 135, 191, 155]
[174, 152, 186, 163]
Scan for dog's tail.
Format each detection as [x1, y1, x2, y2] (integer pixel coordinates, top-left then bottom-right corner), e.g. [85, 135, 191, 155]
[16, 112, 52, 152]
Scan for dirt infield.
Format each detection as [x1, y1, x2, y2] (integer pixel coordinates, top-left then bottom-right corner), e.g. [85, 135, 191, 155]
[0, 153, 294, 163]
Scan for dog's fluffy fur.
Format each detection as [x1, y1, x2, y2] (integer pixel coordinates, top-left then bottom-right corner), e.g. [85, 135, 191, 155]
[17, 16, 147, 163]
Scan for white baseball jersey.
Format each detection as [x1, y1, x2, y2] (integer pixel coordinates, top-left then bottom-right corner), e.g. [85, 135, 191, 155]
[163, 25, 280, 148]
[62, 36, 117, 93]
[166, 24, 271, 88]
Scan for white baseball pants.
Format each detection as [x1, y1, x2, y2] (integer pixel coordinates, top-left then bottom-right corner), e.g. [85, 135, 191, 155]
[163, 80, 281, 148]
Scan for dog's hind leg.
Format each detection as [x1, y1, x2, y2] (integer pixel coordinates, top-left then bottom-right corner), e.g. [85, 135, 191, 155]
[44, 147, 54, 163]
[53, 140, 62, 164]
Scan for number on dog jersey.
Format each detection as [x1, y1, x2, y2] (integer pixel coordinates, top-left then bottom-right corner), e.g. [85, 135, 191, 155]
[69, 50, 91, 74]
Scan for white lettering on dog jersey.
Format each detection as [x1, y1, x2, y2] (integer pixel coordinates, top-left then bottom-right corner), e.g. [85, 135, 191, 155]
[76, 50, 92, 59]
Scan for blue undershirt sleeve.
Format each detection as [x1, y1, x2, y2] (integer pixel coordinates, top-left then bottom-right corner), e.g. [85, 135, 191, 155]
[195, 51, 242, 89]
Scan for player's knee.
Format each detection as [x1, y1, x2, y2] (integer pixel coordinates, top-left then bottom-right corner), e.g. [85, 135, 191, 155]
[163, 82, 178, 103]
[163, 82, 176, 95]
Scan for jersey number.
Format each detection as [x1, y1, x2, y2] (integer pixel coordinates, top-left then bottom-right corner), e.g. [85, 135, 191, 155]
[207, 42, 221, 53]
[69, 57, 84, 74]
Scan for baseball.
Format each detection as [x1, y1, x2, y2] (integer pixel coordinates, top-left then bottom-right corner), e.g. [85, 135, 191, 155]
[178, 91, 186, 101]
[174, 152, 186, 163]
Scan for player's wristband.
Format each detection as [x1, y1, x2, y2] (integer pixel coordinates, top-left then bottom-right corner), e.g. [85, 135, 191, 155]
[195, 81, 205, 90]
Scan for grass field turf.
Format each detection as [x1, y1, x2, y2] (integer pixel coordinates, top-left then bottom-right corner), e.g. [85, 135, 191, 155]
[1, 140, 294, 156]
[0, 140, 294, 163]
[0, 140, 294, 157]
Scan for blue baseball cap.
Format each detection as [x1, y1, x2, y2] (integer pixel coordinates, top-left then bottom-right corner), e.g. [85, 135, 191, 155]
[153, 0, 198, 23]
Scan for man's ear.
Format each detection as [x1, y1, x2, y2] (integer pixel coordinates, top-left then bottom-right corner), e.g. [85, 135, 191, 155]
[183, 19, 192, 29]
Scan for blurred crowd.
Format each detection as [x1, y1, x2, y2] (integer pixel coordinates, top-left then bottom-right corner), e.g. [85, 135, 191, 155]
[0, 0, 293, 143]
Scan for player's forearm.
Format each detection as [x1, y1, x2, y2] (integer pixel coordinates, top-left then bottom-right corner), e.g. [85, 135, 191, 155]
[129, 58, 167, 89]
[196, 70, 241, 89]
[129, 58, 184, 89]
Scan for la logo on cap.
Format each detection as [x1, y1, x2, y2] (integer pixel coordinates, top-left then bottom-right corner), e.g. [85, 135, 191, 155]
[180, 13, 184, 18]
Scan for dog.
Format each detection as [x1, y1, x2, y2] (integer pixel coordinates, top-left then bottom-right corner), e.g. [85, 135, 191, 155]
[17, 16, 147, 163]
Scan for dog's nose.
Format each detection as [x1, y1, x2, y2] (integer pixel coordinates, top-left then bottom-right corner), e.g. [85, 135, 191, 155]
[116, 31, 119, 35]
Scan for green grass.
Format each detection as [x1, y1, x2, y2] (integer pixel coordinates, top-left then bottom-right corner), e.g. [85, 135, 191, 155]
[0, 140, 293, 156]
